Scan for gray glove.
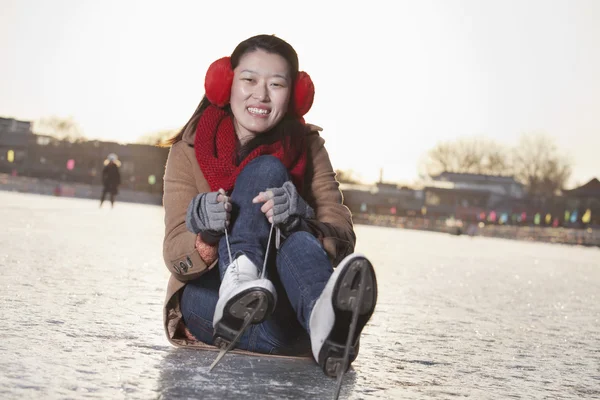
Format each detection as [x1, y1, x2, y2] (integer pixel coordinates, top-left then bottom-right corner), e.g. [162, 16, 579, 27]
[186, 190, 231, 234]
[266, 181, 315, 231]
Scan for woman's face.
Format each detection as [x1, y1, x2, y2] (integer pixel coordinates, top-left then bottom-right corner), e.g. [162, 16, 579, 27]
[230, 49, 292, 142]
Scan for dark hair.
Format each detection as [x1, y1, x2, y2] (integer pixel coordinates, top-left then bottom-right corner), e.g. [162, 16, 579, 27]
[164, 34, 306, 162]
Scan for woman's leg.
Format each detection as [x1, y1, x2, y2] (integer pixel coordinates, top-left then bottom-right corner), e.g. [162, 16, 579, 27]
[276, 231, 378, 376]
[217, 155, 289, 273]
[212, 155, 291, 346]
[180, 267, 221, 345]
[181, 267, 310, 355]
[275, 231, 333, 331]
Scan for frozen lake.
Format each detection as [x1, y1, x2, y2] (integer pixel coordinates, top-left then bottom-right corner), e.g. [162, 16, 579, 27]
[0, 191, 598, 399]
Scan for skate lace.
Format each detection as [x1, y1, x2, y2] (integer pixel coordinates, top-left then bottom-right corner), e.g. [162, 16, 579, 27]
[224, 222, 278, 280]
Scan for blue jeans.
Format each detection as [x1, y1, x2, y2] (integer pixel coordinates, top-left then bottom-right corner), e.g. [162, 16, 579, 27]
[180, 156, 334, 355]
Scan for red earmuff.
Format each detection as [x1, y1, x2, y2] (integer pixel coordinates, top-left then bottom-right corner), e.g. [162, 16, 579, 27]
[204, 57, 234, 108]
[204, 56, 315, 117]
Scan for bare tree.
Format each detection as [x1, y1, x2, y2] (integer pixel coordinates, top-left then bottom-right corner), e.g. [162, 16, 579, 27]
[511, 134, 571, 196]
[33, 116, 85, 142]
[421, 133, 572, 195]
[423, 137, 510, 177]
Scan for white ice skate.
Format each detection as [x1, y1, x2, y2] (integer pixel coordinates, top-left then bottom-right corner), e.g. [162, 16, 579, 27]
[210, 254, 277, 370]
[309, 253, 378, 398]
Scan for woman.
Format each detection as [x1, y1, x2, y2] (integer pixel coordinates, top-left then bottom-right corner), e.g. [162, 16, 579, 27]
[162, 34, 378, 378]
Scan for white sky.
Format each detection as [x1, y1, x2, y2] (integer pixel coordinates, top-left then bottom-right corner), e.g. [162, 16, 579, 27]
[1, 0, 598, 188]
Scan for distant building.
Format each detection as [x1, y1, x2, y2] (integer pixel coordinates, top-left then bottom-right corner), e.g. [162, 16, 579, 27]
[563, 178, 600, 199]
[431, 172, 525, 199]
[341, 182, 422, 216]
[0, 116, 169, 194]
[340, 171, 592, 228]
[563, 178, 600, 226]
[423, 172, 528, 221]
[0, 117, 32, 168]
[342, 173, 528, 220]
[422, 186, 490, 220]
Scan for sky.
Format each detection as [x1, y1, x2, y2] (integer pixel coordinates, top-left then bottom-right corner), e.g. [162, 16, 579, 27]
[1, 0, 599, 188]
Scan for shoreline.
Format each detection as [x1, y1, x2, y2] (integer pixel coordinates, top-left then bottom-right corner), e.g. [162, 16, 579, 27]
[2, 174, 597, 248]
[352, 213, 600, 248]
[0, 173, 162, 205]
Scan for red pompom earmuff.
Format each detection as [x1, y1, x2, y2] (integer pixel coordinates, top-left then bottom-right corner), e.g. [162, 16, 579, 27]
[292, 71, 314, 118]
[204, 56, 315, 117]
[204, 57, 234, 108]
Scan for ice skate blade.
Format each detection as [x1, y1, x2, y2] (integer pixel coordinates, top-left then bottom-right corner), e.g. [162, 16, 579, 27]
[227, 290, 273, 324]
[325, 356, 345, 377]
[214, 290, 273, 344]
[319, 343, 356, 377]
[335, 258, 376, 314]
[329, 260, 377, 400]
[209, 295, 266, 372]
[318, 257, 377, 374]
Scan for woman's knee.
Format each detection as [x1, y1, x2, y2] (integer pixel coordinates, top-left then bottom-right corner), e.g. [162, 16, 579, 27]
[179, 283, 196, 320]
[180, 283, 217, 343]
[256, 320, 311, 356]
[180, 274, 220, 320]
[277, 231, 327, 265]
[282, 231, 319, 248]
[236, 155, 289, 186]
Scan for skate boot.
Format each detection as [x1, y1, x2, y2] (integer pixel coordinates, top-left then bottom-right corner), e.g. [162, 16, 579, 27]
[210, 254, 276, 369]
[309, 253, 377, 394]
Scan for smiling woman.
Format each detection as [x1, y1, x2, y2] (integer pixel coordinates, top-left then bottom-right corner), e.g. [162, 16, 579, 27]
[160, 34, 378, 395]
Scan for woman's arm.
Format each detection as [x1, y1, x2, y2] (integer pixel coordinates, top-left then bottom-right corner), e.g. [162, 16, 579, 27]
[163, 142, 216, 280]
[302, 131, 356, 267]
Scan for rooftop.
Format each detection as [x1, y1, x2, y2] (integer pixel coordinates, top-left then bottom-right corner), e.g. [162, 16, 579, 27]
[563, 178, 600, 197]
[431, 172, 521, 185]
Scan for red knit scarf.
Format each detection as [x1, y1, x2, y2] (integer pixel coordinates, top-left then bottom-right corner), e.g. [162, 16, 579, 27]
[194, 105, 307, 193]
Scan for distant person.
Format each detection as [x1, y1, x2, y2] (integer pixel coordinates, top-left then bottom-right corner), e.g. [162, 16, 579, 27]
[100, 153, 121, 208]
[160, 35, 378, 389]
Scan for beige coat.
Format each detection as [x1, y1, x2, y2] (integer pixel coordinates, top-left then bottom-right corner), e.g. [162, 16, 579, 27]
[162, 116, 356, 348]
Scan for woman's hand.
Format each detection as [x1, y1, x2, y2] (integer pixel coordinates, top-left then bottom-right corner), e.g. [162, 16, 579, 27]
[186, 188, 232, 234]
[252, 190, 276, 224]
[252, 181, 314, 226]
